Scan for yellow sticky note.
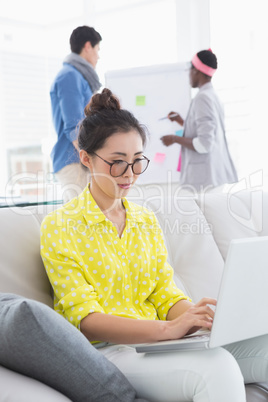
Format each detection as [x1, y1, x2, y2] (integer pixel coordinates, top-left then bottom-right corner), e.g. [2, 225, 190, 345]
[154, 152, 166, 163]
[136, 95, 146, 106]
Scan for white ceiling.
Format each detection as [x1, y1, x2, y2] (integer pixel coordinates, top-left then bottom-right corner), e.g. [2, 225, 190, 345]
[0, 0, 154, 26]
[0, 0, 84, 26]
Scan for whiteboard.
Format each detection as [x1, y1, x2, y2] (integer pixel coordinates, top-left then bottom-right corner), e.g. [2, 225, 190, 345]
[105, 62, 191, 184]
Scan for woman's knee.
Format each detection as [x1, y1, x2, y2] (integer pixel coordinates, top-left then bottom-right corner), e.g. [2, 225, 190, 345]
[186, 348, 246, 402]
[100, 345, 246, 402]
[225, 334, 268, 383]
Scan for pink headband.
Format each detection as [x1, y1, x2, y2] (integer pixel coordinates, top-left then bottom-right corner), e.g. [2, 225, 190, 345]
[191, 54, 217, 77]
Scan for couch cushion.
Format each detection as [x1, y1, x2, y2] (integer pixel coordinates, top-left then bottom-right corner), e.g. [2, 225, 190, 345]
[0, 207, 53, 306]
[245, 383, 268, 402]
[0, 293, 139, 402]
[144, 197, 224, 303]
[195, 191, 263, 260]
[0, 366, 71, 402]
[236, 190, 268, 237]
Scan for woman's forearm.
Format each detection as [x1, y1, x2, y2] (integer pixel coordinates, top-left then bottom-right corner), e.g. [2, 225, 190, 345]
[175, 136, 195, 150]
[80, 298, 215, 344]
[160, 135, 195, 151]
[80, 312, 169, 344]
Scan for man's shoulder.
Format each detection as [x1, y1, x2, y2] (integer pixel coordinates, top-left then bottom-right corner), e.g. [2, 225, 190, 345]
[53, 63, 85, 85]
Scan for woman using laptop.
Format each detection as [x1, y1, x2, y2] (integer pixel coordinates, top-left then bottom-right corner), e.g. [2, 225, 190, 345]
[41, 88, 268, 402]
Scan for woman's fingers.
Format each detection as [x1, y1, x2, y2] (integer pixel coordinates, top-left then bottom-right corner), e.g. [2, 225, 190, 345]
[195, 297, 217, 308]
[167, 298, 217, 339]
[187, 304, 215, 318]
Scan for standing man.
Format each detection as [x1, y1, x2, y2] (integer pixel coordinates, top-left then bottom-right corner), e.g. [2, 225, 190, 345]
[161, 49, 238, 192]
[50, 26, 102, 202]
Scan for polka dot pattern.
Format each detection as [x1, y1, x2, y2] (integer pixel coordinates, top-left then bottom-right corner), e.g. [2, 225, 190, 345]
[40, 187, 190, 329]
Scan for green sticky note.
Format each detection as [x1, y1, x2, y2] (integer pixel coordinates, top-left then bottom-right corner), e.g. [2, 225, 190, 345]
[136, 95, 146, 106]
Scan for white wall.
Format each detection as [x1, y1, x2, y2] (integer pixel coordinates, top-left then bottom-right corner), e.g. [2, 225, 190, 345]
[6, 1, 266, 197]
[175, 0, 210, 61]
[210, 0, 268, 188]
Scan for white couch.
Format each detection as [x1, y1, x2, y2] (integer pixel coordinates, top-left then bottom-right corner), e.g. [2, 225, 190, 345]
[0, 186, 268, 401]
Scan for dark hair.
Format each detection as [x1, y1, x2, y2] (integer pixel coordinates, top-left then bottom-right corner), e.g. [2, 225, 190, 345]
[78, 88, 148, 154]
[197, 50, 217, 70]
[70, 26, 102, 54]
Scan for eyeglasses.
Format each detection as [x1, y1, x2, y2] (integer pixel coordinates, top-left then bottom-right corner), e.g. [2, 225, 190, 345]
[92, 152, 150, 177]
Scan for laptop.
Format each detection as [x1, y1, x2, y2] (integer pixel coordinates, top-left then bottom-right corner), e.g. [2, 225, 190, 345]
[136, 237, 268, 353]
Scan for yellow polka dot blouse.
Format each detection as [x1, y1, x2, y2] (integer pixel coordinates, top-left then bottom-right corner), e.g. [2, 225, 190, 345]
[40, 187, 190, 329]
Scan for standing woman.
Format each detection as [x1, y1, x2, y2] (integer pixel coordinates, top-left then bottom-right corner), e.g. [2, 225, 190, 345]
[41, 88, 268, 402]
[161, 49, 238, 191]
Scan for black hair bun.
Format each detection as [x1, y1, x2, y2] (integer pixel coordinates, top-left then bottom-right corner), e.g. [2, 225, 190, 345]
[84, 88, 121, 116]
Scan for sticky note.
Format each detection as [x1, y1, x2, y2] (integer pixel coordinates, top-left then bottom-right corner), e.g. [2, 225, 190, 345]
[154, 152, 166, 163]
[177, 153, 181, 172]
[175, 129, 184, 137]
[136, 95, 146, 106]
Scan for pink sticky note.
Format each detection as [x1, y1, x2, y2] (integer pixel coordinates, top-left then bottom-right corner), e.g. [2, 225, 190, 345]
[154, 152, 166, 163]
[177, 152, 181, 172]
